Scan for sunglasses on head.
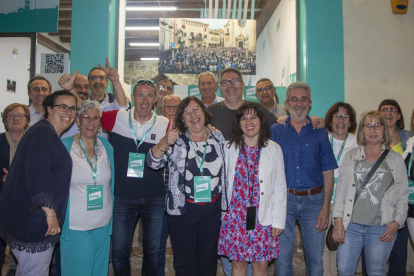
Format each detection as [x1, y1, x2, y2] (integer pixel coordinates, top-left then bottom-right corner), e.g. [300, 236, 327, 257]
[135, 79, 156, 87]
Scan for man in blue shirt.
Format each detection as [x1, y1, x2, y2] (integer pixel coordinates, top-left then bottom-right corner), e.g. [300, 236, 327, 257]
[270, 81, 337, 276]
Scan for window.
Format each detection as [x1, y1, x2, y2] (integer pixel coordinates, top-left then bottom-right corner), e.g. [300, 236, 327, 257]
[182, 25, 185, 29]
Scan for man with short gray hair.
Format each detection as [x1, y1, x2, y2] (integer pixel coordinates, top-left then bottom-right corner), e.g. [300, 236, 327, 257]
[197, 71, 224, 106]
[154, 77, 174, 116]
[270, 81, 337, 276]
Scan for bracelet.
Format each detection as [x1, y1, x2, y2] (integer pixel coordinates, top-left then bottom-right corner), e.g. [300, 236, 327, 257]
[45, 214, 56, 217]
[157, 143, 166, 152]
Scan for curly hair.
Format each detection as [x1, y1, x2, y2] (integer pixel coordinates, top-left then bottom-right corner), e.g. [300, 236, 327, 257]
[228, 102, 270, 149]
[175, 96, 212, 133]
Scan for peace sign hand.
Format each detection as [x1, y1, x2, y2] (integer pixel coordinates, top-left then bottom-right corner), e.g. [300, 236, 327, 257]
[97, 57, 119, 82]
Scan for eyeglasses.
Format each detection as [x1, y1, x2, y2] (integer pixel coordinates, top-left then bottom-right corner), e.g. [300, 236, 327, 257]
[88, 76, 107, 82]
[333, 114, 350, 121]
[183, 106, 200, 117]
[136, 79, 156, 88]
[220, 78, 240, 87]
[80, 115, 101, 124]
[6, 114, 25, 120]
[363, 123, 383, 130]
[287, 97, 310, 104]
[74, 84, 90, 91]
[52, 104, 78, 113]
[163, 105, 178, 110]
[158, 85, 173, 92]
[256, 86, 274, 93]
[380, 107, 398, 114]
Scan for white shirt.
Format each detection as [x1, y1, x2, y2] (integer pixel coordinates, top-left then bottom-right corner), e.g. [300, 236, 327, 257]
[69, 139, 112, 230]
[199, 95, 225, 107]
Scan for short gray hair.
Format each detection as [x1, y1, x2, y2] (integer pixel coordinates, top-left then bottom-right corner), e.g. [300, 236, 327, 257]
[162, 94, 181, 107]
[286, 81, 311, 99]
[77, 100, 102, 119]
[198, 71, 217, 85]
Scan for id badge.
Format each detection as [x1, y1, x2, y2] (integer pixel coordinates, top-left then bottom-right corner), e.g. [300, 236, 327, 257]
[127, 152, 145, 178]
[87, 185, 103, 211]
[194, 176, 211, 203]
[246, 206, 256, 231]
[409, 180, 414, 203]
[331, 178, 338, 203]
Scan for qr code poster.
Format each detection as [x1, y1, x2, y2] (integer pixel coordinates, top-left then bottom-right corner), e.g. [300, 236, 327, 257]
[40, 54, 69, 74]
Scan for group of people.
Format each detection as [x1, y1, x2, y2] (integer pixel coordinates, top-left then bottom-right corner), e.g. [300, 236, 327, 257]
[159, 47, 256, 75]
[0, 65, 412, 276]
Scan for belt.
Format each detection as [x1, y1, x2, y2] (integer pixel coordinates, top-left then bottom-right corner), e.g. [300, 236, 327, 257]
[185, 193, 221, 205]
[288, 186, 323, 196]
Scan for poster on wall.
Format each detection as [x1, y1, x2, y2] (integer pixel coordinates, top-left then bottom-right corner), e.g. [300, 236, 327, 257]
[158, 18, 256, 75]
[0, 0, 59, 33]
[187, 86, 223, 98]
[7, 79, 16, 93]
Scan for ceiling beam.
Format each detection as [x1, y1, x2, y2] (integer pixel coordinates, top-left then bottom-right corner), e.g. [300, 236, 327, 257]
[48, 30, 71, 37]
[256, 0, 281, 38]
[59, 10, 72, 20]
[37, 33, 70, 54]
[126, 11, 201, 19]
[125, 30, 159, 37]
[60, 37, 71, 43]
[58, 20, 72, 29]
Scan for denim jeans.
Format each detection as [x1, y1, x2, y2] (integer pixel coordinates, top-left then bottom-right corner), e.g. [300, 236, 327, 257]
[157, 212, 169, 276]
[274, 191, 325, 276]
[111, 195, 165, 276]
[337, 222, 396, 276]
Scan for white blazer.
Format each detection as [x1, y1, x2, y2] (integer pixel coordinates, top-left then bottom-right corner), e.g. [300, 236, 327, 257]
[225, 140, 287, 229]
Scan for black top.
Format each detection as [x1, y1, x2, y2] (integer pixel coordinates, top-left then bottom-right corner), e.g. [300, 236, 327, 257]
[0, 120, 72, 253]
[0, 133, 10, 193]
[208, 101, 278, 140]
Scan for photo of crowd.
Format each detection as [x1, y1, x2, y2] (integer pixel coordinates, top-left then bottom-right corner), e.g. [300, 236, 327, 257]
[158, 47, 256, 75]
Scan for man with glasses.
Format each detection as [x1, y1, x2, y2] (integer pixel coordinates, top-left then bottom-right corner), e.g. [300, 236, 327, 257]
[270, 81, 337, 276]
[27, 76, 52, 126]
[154, 77, 174, 116]
[207, 68, 278, 140]
[100, 79, 169, 276]
[255, 78, 287, 118]
[197, 71, 224, 106]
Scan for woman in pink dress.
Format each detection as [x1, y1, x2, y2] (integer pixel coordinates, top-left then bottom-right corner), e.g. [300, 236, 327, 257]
[218, 102, 287, 276]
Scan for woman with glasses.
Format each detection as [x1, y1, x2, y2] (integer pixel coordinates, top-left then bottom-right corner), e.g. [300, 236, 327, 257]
[60, 100, 114, 276]
[147, 96, 227, 276]
[0, 103, 30, 271]
[217, 102, 287, 276]
[332, 110, 408, 276]
[0, 91, 77, 275]
[322, 102, 358, 274]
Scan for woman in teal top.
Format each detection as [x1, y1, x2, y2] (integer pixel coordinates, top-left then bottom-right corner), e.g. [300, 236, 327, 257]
[61, 100, 115, 276]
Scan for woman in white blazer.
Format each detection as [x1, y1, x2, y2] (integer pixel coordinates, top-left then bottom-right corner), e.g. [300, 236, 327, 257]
[217, 102, 287, 276]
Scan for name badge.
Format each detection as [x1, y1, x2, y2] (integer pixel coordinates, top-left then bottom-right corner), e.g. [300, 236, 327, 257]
[409, 180, 414, 202]
[194, 176, 211, 203]
[127, 152, 145, 178]
[87, 185, 103, 211]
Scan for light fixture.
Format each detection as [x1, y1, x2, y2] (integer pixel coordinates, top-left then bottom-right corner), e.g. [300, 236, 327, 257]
[129, 43, 160, 47]
[126, 7, 177, 11]
[141, 58, 160, 61]
[125, 27, 160, 31]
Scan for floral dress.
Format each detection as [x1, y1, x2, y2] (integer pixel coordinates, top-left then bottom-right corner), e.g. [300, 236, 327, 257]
[217, 146, 279, 262]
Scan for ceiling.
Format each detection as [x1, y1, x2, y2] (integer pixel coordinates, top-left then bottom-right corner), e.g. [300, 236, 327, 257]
[47, 0, 280, 61]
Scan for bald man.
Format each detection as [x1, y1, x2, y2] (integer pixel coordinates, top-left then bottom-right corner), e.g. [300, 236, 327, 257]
[73, 73, 89, 101]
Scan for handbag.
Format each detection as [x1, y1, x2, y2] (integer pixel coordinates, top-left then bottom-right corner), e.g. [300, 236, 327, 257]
[326, 149, 390, 251]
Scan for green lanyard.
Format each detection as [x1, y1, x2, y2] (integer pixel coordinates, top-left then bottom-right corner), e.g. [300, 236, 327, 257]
[187, 128, 208, 176]
[129, 110, 157, 152]
[78, 134, 98, 185]
[408, 150, 414, 179]
[330, 134, 348, 163]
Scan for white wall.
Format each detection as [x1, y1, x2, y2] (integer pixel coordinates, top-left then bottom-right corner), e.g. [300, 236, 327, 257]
[250, 0, 296, 102]
[344, 1, 414, 127]
[0, 37, 31, 133]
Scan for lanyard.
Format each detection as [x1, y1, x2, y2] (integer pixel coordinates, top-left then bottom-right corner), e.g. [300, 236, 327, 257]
[129, 110, 157, 152]
[330, 134, 348, 163]
[242, 146, 261, 205]
[187, 128, 208, 176]
[78, 134, 98, 185]
[408, 150, 414, 179]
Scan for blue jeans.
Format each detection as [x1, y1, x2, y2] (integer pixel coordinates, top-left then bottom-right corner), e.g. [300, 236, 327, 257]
[337, 222, 396, 276]
[157, 212, 169, 276]
[111, 195, 165, 276]
[274, 191, 325, 276]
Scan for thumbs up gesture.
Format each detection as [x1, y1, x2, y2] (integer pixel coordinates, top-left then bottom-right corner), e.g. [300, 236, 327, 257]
[165, 119, 178, 146]
[58, 70, 78, 90]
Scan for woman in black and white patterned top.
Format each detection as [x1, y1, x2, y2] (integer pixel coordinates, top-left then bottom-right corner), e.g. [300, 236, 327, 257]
[147, 96, 227, 276]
